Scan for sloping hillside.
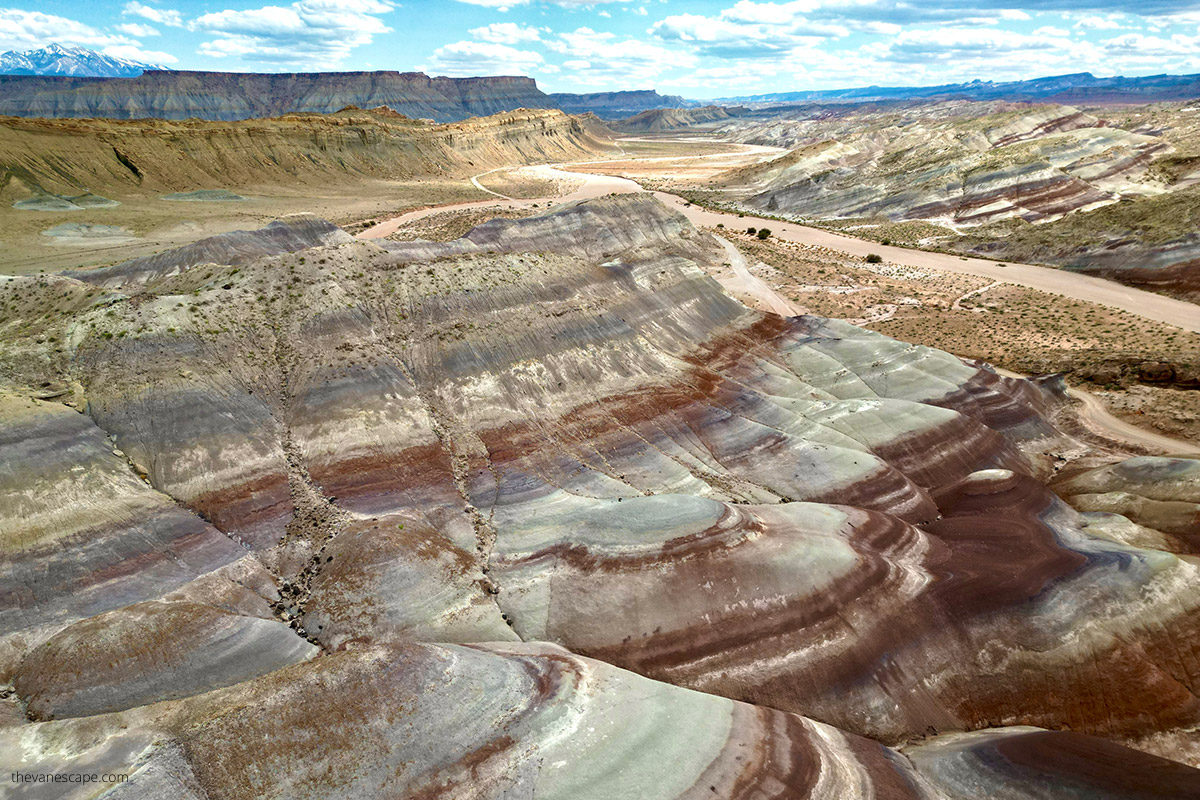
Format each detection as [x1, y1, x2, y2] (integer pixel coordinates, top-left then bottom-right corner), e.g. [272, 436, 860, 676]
[708, 101, 1200, 297]
[0, 107, 614, 200]
[4, 195, 1200, 794]
[615, 105, 746, 132]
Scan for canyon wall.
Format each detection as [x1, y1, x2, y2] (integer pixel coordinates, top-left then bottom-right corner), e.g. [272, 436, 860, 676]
[0, 70, 691, 122]
[0, 70, 555, 122]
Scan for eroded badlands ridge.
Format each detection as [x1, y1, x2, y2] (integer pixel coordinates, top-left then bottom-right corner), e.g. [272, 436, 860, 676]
[3, 195, 1200, 797]
[706, 102, 1200, 298]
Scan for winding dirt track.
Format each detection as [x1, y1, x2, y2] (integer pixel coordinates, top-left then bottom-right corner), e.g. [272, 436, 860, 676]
[1069, 386, 1200, 456]
[360, 155, 1198, 334]
[660, 193, 1199, 334]
[355, 143, 1199, 454]
[713, 236, 803, 317]
[992, 367, 1200, 456]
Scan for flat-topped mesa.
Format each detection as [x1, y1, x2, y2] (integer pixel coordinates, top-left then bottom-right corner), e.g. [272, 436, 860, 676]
[0, 70, 695, 122]
[0, 70, 554, 122]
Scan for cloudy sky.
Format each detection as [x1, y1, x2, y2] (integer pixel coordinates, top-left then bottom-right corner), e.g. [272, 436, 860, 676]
[5, 0, 1200, 96]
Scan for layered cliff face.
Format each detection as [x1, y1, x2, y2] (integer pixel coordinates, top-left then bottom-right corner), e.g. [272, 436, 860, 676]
[3, 195, 1200, 796]
[0, 107, 613, 199]
[0, 70, 694, 123]
[549, 89, 690, 118]
[719, 104, 1167, 224]
[0, 70, 554, 122]
[615, 105, 746, 132]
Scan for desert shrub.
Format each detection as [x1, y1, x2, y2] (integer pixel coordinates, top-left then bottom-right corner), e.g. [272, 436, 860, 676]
[866, 253, 883, 263]
[746, 227, 757, 234]
[756, 228, 772, 240]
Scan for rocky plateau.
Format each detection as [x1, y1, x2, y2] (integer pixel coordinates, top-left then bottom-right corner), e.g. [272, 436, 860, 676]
[0, 70, 689, 123]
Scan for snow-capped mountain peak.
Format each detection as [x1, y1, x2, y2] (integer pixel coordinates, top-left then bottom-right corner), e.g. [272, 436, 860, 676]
[0, 43, 169, 78]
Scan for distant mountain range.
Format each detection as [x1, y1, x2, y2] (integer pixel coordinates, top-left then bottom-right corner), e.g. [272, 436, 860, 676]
[0, 43, 168, 78]
[713, 72, 1200, 105]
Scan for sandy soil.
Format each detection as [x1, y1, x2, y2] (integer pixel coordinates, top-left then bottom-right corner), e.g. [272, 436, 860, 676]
[1, 178, 490, 276]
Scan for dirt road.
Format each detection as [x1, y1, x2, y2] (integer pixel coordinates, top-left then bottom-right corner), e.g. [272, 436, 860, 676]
[713, 236, 803, 317]
[357, 152, 1200, 455]
[992, 367, 1199, 455]
[360, 160, 1198, 333]
[1069, 385, 1199, 456]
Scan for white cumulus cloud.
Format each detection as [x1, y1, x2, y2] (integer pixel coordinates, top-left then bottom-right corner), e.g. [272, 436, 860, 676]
[469, 22, 542, 43]
[103, 43, 178, 64]
[192, 0, 394, 68]
[427, 40, 544, 76]
[123, 2, 184, 28]
[114, 22, 161, 37]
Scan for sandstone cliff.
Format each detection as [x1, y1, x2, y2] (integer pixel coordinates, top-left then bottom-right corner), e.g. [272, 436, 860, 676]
[0, 70, 693, 123]
[549, 89, 690, 118]
[0, 70, 555, 122]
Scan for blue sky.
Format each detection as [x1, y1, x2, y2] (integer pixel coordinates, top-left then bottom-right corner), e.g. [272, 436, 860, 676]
[4, 1, 1200, 97]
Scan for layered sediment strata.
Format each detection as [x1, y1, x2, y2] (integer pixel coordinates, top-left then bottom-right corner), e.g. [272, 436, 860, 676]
[3, 194, 1200, 794]
[721, 104, 1170, 226]
[0, 107, 613, 201]
[0, 71, 556, 122]
[615, 105, 745, 133]
[8, 641, 1200, 800]
[70, 217, 352, 288]
[0, 71, 689, 123]
[709, 101, 1200, 297]
[0, 392, 315, 721]
[0, 394, 246, 655]
[1055, 456, 1200, 548]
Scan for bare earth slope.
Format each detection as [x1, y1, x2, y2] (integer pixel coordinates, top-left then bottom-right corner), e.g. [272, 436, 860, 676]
[4, 194, 1200, 796]
[0, 107, 613, 201]
[615, 105, 745, 133]
[705, 101, 1200, 299]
